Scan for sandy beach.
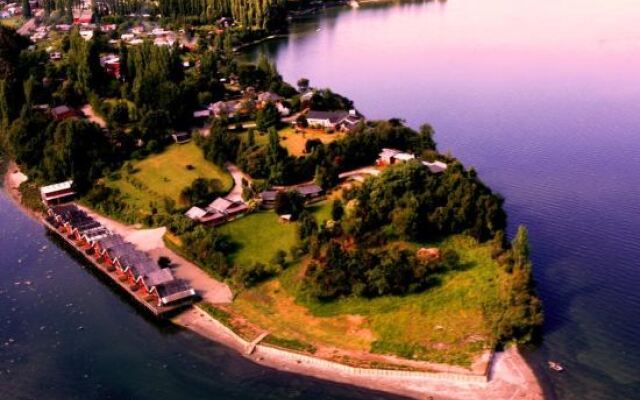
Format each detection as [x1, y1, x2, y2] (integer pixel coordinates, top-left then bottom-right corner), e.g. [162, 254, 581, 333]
[176, 306, 544, 400]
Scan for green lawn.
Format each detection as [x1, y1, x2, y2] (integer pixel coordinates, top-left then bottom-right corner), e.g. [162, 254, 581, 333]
[106, 142, 233, 215]
[218, 201, 334, 268]
[230, 235, 502, 368]
[217, 211, 298, 267]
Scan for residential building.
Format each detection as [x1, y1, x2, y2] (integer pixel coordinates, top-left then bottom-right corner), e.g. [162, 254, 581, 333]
[40, 180, 76, 206]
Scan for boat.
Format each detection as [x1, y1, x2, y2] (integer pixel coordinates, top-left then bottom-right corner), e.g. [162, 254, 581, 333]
[548, 361, 564, 372]
[349, 0, 360, 9]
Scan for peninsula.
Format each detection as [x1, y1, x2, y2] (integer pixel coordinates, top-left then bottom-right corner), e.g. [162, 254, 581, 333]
[1, 2, 543, 398]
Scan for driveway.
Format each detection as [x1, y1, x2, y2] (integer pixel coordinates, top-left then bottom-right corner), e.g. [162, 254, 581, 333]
[224, 163, 251, 203]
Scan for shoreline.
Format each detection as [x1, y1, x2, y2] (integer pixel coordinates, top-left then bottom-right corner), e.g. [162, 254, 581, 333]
[1, 164, 545, 399]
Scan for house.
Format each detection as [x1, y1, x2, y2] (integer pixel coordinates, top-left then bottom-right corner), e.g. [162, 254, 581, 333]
[306, 110, 349, 130]
[259, 190, 279, 207]
[193, 109, 211, 119]
[295, 184, 324, 201]
[306, 109, 363, 132]
[210, 100, 242, 119]
[187, 197, 248, 226]
[185, 206, 207, 221]
[207, 197, 248, 217]
[422, 160, 448, 174]
[79, 30, 94, 41]
[100, 54, 121, 79]
[171, 132, 192, 144]
[339, 111, 363, 133]
[40, 180, 76, 205]
[49, 51, 62, 61]
[377, 148, 415, 166]
[416, 247, 441, 262]
[257, 91, 283, 104]
[51, 105, 75, 121]
[377, 148, 448, 173]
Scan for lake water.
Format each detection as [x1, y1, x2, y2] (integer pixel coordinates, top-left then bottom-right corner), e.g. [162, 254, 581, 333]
[243, 0, 640, 398]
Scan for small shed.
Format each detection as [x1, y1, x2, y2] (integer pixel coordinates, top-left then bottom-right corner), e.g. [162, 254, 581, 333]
[40, 180, 76, 206]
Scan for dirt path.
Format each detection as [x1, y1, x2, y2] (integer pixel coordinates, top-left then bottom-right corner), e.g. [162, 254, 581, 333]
[223, 163, 251, 203]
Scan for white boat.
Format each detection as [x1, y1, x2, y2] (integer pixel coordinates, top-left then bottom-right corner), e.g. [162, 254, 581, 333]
[349, 0, 360, 9]
[548, 361, 564, 372]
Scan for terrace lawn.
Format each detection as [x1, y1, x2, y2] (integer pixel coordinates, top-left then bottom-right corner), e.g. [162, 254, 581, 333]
[230, 235, 502, 367]
[278, 127, 345, 156]
[106, 142, 233, 215]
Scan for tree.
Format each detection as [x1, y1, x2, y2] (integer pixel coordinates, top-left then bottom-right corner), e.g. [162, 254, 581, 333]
[256, 101, 280, 131]
[271, 249, 287, 269]
[180, 178, 222, 206]
[274, 190, 305, 220]
[297, 78, 310, 92]
[297, 210, 318, 239]
[200, 119, 239, 166]
[22, 0, 32, 18]
[331, 199, 344, 221]
[511, 225, 530, 267]
[41, 119, 112, 191]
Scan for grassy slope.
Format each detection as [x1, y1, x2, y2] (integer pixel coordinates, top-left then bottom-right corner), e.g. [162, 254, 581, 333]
[106, 142, 233, 215]
[230, 235, 501, 367]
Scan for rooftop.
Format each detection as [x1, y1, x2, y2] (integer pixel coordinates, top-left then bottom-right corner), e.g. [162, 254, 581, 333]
[40, 180, 74, 196]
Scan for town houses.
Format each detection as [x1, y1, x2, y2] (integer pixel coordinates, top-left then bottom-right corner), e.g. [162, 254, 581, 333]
[45, 204, 196, 313]
[377, 148, 448, 173]
[185, 197, 249, 226]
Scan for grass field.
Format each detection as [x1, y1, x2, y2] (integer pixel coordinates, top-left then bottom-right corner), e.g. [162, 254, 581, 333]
[229, 235, 501, 368]
[278, 127, 345, 156]
[217, 211, 299, 267]
[106, 142, 233, 215]
[218, 200, 335, 268]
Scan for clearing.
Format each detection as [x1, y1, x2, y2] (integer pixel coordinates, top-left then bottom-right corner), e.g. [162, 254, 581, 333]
[224, 234, 502, 370]
[106, 142, 233, 215]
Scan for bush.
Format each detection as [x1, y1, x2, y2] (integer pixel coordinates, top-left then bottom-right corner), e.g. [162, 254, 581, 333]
[237, 262, 275, 288]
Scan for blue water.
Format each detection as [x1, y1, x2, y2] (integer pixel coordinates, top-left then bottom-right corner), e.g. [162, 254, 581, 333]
[243, 0, 640, 398]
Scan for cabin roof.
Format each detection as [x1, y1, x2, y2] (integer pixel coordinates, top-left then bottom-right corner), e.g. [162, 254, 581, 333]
[307, 110, 349, 124]
[185, 206, 207, 220]
[208, 197, 234, 213]
[295, 184, 323, 196]
[40, 180, 74, 195]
